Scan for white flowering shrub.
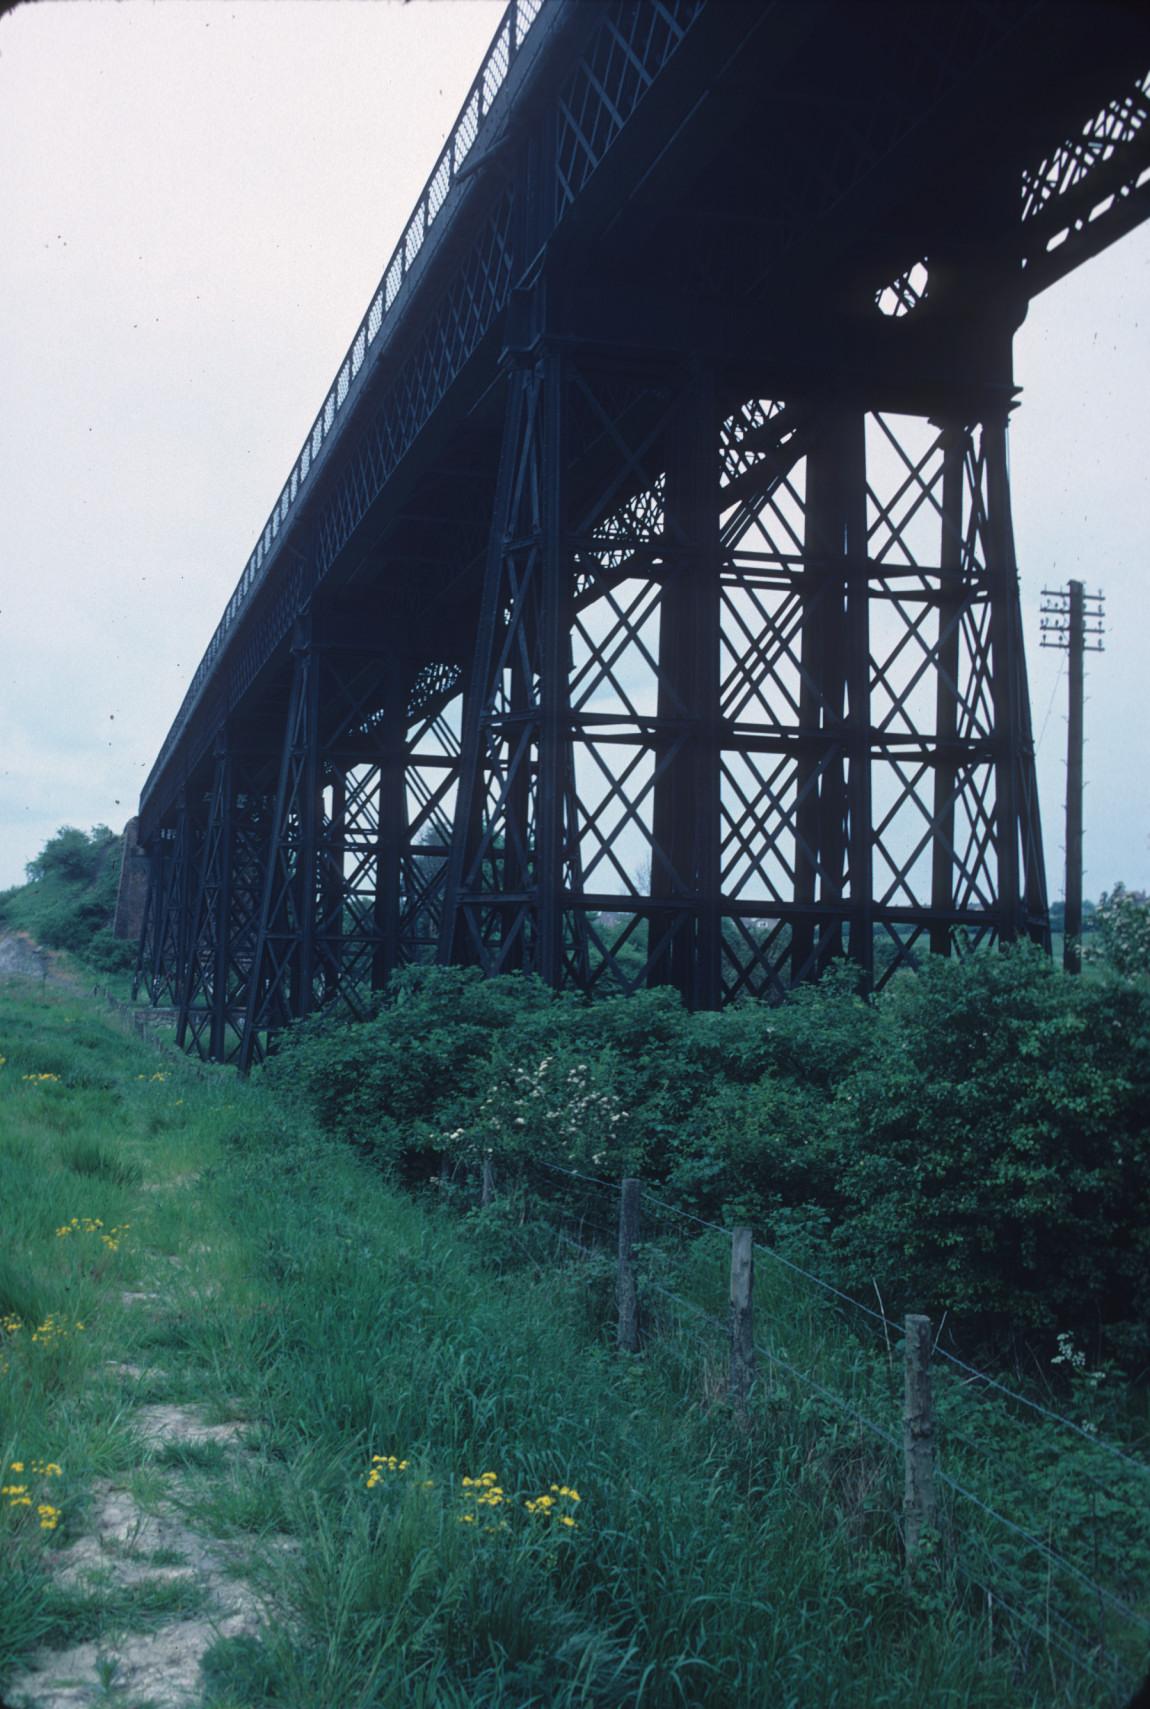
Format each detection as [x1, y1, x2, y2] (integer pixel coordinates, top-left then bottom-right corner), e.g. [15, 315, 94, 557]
[1088, 884, 1150, 978]
[442, 1051, 632, 1172]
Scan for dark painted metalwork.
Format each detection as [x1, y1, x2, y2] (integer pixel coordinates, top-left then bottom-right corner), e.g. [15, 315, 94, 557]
[132, 0, 1150, 1057]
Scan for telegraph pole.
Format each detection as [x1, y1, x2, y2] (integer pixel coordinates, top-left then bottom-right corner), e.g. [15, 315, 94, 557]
[1039, 582, 1105, 973]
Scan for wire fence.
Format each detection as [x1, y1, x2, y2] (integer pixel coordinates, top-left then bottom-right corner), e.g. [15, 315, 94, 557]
[436, 1144, 1150, 1702]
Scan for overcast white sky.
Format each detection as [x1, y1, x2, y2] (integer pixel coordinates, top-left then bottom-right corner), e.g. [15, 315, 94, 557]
[1, 0, 1147, 901]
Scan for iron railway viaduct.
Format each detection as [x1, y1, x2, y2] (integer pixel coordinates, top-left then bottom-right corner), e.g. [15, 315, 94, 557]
[132, 0, 1150, 1063]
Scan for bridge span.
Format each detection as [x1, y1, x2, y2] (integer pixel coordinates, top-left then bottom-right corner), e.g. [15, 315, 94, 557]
[132, 0, 1150, 1062]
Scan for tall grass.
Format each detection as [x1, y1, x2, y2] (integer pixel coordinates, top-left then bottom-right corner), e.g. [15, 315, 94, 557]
[0, 978, 1139, 1706]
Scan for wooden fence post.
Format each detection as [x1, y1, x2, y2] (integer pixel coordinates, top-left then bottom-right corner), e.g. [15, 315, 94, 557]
[903, 1312, 936, 1565]
[480, 1156, 496, 1207]
[729, 1228, 755, 1422]
[617, 1177, 641, 1353]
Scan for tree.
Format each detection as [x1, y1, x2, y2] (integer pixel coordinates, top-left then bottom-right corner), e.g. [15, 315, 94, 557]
[1090, 883, 1150, 977]
[25, 825, 117, 886]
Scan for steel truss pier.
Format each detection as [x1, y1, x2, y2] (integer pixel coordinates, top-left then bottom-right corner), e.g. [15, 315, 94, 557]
[138, 344, 1048, 1060]
[440, 343, 1048, 1004]
[132, 0, 1150, 1061]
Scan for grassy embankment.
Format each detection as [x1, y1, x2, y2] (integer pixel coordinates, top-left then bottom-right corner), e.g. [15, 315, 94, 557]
[1, 975, 1143, 1707]
[0, 825, 135, 983]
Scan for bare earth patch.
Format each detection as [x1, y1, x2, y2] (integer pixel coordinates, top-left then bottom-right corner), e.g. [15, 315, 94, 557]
[0, 931, 52, 981]
[6, 1404, 269, 1709]
[134, 1407, 248, 1450]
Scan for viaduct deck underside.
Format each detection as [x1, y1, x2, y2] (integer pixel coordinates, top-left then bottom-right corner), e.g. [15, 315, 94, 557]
[133, 0, 1150, 1057]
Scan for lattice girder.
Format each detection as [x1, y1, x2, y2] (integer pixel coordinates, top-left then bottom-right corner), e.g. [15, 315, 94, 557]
[231, 623, 467, 1066]
[439, 346, 1047, 1005]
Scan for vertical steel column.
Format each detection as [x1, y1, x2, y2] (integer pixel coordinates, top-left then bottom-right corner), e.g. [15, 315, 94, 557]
[983, 413, 1024, 943]
[131, 850, 156, 1003]
[535, 344, 569, 986]
[158, 796, 192, 1011]
[133, 832, 170, 1004]
[321, 765, 346, 1003]
[293, 641, 321, 1020]
[175, 738, 233, 1055]
[500, 640, 534, 974]
[792, 410, 867, 981]
[930, 426, 966, 957]
[238, 623, 318, 1070]
[239, 671, 299, 1072]
[439, 364, 529, 971]
[842, 414, 872, 980]
[209, 749, 235, 1061]
[372, 650, 410, 991]
[792, 456, 828, 982]
[649, 368, 721, 1007]
[437, 345, 582, 986]
[203, 745, 233, 1056]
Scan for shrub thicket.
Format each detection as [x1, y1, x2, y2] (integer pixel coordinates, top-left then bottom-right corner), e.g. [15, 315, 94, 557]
[268, 950, 1150, 1365]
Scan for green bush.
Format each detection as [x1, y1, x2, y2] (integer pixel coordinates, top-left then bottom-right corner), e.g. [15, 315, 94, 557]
[798, 951, 1150, 1341]
[268, 950, 1150, 1365]
[1090, 883, 1150, 977]
[24, 825, 117, 887]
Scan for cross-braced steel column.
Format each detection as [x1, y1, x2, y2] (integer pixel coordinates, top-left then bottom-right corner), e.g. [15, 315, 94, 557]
[174, 739, 234, 1056]
[648, 369, 722, 1007]
[238, 622, 321, 1069]
[235, 613, 466, 1066]
[167, 734, 275, 1063]
[134, 799, 192, 1011]
[439, 347, 736, 1003]
[790, 409, 871, 983]
[440, 356, 1047, 1005]
[438, 347, 585, 983]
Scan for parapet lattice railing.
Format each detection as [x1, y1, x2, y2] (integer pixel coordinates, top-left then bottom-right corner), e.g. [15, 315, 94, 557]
[143, 0, 545, 806]
[1021, 66, 1150, 225]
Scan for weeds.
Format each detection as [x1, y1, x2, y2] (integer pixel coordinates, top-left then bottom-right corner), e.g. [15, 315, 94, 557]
[0, 977, 1142, 1705]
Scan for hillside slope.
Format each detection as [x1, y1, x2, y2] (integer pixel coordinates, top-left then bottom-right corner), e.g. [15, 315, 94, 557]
[0, 825, 133, 976]
[2, 977, 1146, 1706]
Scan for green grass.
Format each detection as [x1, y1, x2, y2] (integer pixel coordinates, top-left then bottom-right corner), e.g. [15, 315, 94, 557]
[40, 1575, 213, 1644]
[0, 975, 1144, 1707]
